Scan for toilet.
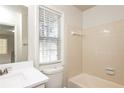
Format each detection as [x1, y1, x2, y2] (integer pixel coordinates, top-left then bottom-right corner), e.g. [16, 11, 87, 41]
[42, 66, 64, 88]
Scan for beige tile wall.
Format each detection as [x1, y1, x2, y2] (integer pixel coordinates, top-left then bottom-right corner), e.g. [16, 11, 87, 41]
[83, 19, 124, 85]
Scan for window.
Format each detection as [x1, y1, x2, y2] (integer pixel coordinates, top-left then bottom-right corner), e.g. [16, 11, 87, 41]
[0, 39, 7, 54]
[39, 6, 62, 64]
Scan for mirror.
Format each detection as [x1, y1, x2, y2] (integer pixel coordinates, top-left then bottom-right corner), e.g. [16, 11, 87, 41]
[0, 5, 28, 64]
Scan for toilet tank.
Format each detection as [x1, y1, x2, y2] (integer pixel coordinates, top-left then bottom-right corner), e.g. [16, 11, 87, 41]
[42, 66, 64, 88]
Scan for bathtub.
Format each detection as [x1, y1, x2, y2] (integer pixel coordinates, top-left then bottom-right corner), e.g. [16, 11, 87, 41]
[68, 73, 124, 88]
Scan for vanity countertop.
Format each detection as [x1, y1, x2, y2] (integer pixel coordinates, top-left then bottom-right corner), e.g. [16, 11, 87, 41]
[0, 61, 49, 88]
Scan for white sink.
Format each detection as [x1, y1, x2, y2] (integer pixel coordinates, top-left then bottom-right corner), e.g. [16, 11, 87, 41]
[0, 73, 27, 88]
[0, 61, 49, 88]
[0, 68, 48, 88]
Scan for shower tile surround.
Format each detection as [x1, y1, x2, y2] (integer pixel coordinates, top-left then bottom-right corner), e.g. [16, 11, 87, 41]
[83, 19, 124, 85]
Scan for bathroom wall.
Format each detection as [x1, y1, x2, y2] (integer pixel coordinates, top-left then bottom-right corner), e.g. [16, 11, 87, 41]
[28, 5, 83, 86]
[82, 6, 124, 85]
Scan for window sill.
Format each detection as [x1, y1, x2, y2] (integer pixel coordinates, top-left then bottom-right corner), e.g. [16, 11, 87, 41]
[39, 60, 63, 65]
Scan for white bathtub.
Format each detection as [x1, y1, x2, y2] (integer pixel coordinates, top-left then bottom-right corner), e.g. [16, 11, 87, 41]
[68, 73, 124, 88]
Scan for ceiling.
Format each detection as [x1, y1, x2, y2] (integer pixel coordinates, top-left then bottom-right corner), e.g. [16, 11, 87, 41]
[74, 5, 95, 11]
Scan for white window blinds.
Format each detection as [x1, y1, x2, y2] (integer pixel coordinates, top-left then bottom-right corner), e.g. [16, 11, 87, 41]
[39, 6, 61, 64]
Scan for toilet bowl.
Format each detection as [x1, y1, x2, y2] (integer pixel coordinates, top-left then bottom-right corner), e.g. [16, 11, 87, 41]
[42, 66, 64, 88]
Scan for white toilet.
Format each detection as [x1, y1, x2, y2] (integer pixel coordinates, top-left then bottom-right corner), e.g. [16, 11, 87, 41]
[42, 66, 64, 88]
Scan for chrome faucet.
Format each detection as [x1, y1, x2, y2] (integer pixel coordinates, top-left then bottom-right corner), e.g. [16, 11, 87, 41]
[0, 68, 8, 76]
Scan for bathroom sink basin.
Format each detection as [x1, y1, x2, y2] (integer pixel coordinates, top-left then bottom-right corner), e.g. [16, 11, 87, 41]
[0, 73, 27, 88]
[0, 61, 48, 88]
[0, 68, 48, 88]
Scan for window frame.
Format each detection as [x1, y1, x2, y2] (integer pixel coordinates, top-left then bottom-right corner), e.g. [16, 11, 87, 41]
[38, 6, 64, 65]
